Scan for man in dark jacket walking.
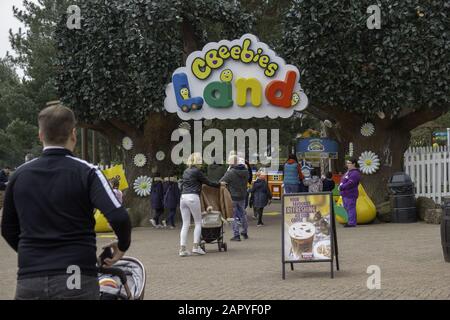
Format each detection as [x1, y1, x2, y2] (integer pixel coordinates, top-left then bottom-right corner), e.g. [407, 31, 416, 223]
[220, 155, 249, 241]
[249, 171, 272, 227]
[1, 105, 131, 300]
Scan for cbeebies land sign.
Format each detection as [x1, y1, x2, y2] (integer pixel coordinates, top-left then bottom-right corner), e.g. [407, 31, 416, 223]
[164, 34, 308, 120]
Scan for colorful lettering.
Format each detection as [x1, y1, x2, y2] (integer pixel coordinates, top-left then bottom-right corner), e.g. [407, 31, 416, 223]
[204, 81, 233, 109]
[172, 73, 204, 112]
[205, 49, 224, 70]
[192, 57, 211, 80]
[265, 71, 297, 108]
[240, 39, 254, 64]
[265, 63, 279, 78]
[235, 78, 263, 107]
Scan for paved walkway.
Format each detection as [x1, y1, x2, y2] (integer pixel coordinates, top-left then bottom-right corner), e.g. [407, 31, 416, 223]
[1, 202, 450, 300]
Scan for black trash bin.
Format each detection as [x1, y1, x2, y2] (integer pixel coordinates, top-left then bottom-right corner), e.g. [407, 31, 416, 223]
[388, 172, 417, 223]
[441, 197, 450, 262]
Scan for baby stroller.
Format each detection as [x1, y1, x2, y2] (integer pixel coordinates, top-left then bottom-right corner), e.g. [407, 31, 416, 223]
[200, 210, 227, 252]
[97, 247, 147, 300]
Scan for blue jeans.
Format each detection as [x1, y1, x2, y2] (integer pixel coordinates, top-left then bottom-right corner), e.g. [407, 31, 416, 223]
[284, 184, 300, 194]
[15, 274, 99, 300]
[232, 200, 248, 237]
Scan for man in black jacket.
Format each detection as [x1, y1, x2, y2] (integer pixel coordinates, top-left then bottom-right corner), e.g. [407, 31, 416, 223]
[220, 155, 249, 241]
[1, 105, 132, 300]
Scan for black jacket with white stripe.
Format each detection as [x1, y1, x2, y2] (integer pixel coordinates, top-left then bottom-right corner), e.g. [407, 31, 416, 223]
[0, 148, 131, 279]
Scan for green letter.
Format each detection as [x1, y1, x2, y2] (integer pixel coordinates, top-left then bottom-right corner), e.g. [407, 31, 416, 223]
[204, 81, 233, 108]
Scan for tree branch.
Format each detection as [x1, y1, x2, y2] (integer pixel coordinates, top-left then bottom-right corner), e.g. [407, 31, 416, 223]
[306, 104, 364, 127]
[397, 108, 448, 131]
[181, 19, 199, 64]
[109, 119, 139, 137]
[77, 121, 123, 144]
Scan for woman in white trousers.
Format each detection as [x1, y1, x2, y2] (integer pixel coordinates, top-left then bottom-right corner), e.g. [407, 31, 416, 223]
[179, 153, 224, 256]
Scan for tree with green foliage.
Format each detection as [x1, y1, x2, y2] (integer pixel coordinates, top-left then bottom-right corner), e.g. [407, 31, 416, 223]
[282, 0, 449, 204]
[1, 1, 75, 167]
[56, 0, 254, 225]
[9, 0, 72, 107]
[0, 59, 41, 167]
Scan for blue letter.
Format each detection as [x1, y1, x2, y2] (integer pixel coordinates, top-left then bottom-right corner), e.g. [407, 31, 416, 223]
[173, 73, 204, 113]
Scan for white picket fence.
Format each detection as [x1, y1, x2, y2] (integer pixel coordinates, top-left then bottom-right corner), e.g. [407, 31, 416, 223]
[97, 164, 113, 170]
[404, 146, 450, 204]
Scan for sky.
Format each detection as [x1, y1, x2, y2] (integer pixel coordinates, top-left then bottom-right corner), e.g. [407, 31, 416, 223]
[0, 0, 32, 76]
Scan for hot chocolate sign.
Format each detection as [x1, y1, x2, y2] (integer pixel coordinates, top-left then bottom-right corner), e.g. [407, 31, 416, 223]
[164, 34, 308, 120]
[282, 193, 339, 279]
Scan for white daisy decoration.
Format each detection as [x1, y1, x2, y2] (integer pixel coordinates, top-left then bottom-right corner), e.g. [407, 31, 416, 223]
[133, 176, 152, 197]
[361, 122, 375, 137]
[122, 137, 133, 150]
[358, 151, 380, 175]
[133, 153, 147, 167]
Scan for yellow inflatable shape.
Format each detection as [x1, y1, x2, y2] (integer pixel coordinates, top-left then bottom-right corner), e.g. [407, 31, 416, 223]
[95, 209, 112, 233]
[102, 165, 129, 191]
[357, 184, 376, 224]
[335, 184, 377, 225]
[96, 164, 127, 232]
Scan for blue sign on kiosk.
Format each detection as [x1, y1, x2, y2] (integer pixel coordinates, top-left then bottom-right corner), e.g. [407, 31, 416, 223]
[296, 138, 339, 160]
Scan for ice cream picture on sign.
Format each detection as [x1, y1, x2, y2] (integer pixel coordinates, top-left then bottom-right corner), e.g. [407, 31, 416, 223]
[164, 34, 308, 120]
[284, 195, 332, 261]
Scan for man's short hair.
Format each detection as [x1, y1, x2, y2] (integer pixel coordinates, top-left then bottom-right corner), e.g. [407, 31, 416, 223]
[38, 105, 76, 145]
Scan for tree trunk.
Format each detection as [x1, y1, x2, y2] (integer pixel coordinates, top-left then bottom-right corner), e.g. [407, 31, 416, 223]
[80, 113, 180, 227]
[330, 117, 411, 205]
[120, 112, 179, 227]
[306, 106, 447, 207]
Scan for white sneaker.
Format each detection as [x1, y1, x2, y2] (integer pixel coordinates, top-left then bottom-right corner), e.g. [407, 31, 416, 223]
[192, 247, 206, 255]
[156, 224, 163, 229]
[149, 219, 157, 227]
[169, 226, 175, 230]
[179, 250, 190, 257]
[161, 220, 167, 228]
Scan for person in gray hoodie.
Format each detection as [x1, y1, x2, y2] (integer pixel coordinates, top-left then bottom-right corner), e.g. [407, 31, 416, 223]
[220, 155, 249, 241]
[303, 168, 323, 193]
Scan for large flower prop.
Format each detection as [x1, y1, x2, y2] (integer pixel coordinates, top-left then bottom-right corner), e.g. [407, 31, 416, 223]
[122, 137, 133, 150]
[361, 123, 375, 137]
[133, 154, 147, 167]
[133, 176, 152, 197]
[358, 151, 380, 175]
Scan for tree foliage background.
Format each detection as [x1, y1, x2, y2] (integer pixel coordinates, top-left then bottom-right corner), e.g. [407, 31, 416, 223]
[1, 0, 449, 208]
[281, 0, 449, 202]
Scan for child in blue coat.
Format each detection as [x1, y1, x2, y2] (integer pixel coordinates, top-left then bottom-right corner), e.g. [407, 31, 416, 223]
[164, 177, 181, 229]
[150, 176, 164, 228]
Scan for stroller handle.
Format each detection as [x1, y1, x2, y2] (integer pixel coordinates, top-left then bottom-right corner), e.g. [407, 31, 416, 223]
[98, 247, 132, 299]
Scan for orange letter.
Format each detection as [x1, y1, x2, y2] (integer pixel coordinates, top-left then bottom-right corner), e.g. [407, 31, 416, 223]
[265, 71, 297, 108]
